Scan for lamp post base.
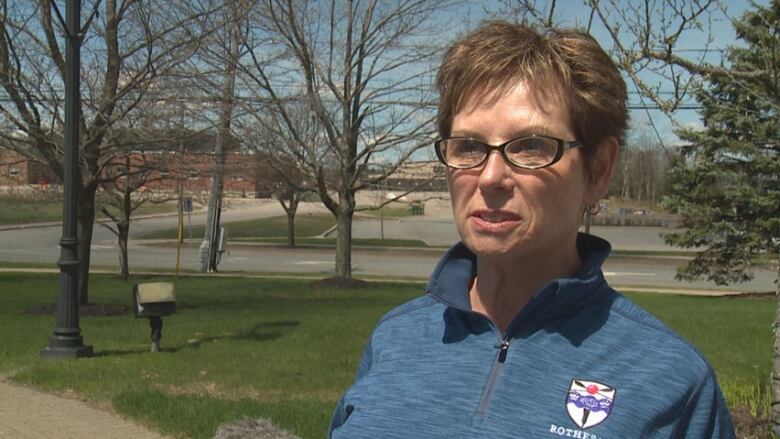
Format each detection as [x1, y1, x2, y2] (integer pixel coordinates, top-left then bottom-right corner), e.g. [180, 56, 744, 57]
[40, 346, 94, 359]
[40, 336, 93, 359]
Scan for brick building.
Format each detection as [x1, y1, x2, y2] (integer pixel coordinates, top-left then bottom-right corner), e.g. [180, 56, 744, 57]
[1, 126, 281, 197]
[0, 150, 60, 188]
[104, 150, 275, 197]
[1, 145, 444, 198]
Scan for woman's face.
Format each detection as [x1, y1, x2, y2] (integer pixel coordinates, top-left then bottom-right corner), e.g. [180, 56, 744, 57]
[448, 82, 600, 261]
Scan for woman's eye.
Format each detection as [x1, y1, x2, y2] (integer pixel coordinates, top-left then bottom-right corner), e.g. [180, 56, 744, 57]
[518, 139, 548, 151]
[459, 142, 483, 154]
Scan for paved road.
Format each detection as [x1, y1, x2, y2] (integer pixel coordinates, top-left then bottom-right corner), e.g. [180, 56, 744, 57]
[346, 216, 681, 251]
[0, 201, 775, 292]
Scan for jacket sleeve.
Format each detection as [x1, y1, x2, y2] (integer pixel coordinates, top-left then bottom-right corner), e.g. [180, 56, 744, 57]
[328, 335, 375, 437]
[673, 368, 736, 438]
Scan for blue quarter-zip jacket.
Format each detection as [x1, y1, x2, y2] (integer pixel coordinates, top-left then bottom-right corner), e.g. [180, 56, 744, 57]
[330, 234, 735, 438]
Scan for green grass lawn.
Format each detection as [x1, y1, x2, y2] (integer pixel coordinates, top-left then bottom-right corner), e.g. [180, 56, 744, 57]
[0, 194, 178, 225]
[141, 214, 430, 248]
[356, 205, 413, 218]
[2, 273, 413, 438]
[0, 194, 63, 224]
[140, 213, 335, 240]
[0, 273, 772, 437]
[101, 201, 181, 219]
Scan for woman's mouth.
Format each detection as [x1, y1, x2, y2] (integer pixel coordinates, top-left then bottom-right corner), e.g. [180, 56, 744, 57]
[469, 210, 521, 233]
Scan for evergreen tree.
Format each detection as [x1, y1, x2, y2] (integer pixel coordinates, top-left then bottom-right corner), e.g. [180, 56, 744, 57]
[662, 4, 780, 432]
[663, 2, 779, 286]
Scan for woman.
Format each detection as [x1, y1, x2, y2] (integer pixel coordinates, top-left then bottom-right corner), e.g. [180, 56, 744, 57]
[330, 21, 734, 438]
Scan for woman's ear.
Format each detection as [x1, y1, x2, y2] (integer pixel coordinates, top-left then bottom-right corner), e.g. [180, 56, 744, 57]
[586, 136, 619, 204]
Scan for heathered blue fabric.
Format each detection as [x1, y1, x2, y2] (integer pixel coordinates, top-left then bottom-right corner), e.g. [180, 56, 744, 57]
[330, 234, 735, 438]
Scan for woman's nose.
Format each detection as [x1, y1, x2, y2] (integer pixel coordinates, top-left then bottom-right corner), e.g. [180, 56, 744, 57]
[478, 151, 514, 192]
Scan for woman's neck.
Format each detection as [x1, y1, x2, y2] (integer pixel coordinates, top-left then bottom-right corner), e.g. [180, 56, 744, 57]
[469, 242, 582, 333]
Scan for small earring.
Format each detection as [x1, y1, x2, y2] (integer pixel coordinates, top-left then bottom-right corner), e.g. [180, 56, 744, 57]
[586, 204, 601, 216]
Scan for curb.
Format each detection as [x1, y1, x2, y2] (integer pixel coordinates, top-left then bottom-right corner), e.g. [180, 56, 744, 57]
[0, 220, 63, 231]
[0, 267, 762, 297]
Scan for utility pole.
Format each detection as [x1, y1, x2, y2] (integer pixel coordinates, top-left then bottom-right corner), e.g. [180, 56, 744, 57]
[380, 177, 386, 241]
[200, 2, 241, 272]
[41, 0, 96, 359]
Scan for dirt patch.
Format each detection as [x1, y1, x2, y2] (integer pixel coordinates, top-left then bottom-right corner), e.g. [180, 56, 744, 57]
[163, 382, 340, 403]
[214, 417, 300, 439]
[310, 276, 374, 290]
[23, 303, 129, 317]
[731, 405, 771, 438]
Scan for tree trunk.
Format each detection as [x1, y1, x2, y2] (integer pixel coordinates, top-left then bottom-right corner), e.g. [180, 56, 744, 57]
[77, 187, 96, 305]
[334, 196, 354, 279]
[278, 191, 300, 248]
[621, 165, 630, 199]
[117, 221, 129, 280]
[286, 209, 296, 248]
[118, 180, 132, 280]
[772, 263, 780, 436]
[637, 176, 643, 202]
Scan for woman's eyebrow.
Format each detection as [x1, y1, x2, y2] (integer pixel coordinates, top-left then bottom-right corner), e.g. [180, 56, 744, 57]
[508, 126, 558, 138]
[449, 129, 484, 139]
[450, 125, 561, 141]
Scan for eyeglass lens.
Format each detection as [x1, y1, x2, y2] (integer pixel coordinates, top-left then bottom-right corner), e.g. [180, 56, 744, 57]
[441, 137, 559, 168]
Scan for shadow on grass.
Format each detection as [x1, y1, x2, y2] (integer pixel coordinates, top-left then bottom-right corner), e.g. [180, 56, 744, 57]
[174, 320, 300, 351]
[94, 320, 300, 357]
[177, 298, 275, 311]
[94, 348, 152, 357]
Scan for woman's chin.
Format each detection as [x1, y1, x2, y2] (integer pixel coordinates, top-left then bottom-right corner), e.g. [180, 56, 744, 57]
[464, 237, 518, 258]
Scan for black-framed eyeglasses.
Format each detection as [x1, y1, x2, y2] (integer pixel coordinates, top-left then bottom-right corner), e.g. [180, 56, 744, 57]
[434, 135, 584, 170]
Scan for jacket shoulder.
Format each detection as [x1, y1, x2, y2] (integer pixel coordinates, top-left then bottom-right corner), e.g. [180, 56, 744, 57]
[376, 294, 441, 327]
[596, 288, 711, 374]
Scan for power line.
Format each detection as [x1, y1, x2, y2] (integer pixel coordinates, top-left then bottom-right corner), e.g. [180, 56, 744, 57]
[629, 74, 674, 161]
[0, 94, 701, 111]
[628, 104, 701, 110]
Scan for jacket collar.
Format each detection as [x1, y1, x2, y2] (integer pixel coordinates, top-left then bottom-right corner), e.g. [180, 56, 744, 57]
[426, 233, 611, 320]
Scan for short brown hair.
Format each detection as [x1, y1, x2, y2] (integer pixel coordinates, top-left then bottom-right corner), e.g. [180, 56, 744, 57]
[436, 21, 628, 173]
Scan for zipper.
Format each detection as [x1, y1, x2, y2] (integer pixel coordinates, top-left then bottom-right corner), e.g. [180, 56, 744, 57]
[474, 336, 511, 417]
[497, 339, 510, 363]
[427, 282, 558, 419]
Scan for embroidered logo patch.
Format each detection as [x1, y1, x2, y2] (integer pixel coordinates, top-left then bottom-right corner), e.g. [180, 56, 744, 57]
[566, 379, 615, 429]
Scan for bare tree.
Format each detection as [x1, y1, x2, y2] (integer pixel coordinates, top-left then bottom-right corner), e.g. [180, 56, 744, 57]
[239, 0, 447, 279]
[243, 103, 319, 248]
[98, 151, 173, 280]
[0, 1, 218, 303]
[272, 167, 313, 248]
[609, 124, 672, 203]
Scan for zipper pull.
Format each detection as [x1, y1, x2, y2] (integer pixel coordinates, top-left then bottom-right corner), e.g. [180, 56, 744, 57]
[497, 339, 510, 363]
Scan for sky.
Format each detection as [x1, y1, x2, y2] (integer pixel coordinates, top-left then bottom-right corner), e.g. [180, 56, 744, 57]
[1, 0, 761, 160]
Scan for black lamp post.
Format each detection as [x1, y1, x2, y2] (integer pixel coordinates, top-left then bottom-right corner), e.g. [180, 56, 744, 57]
[41, 0, 93, 359]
